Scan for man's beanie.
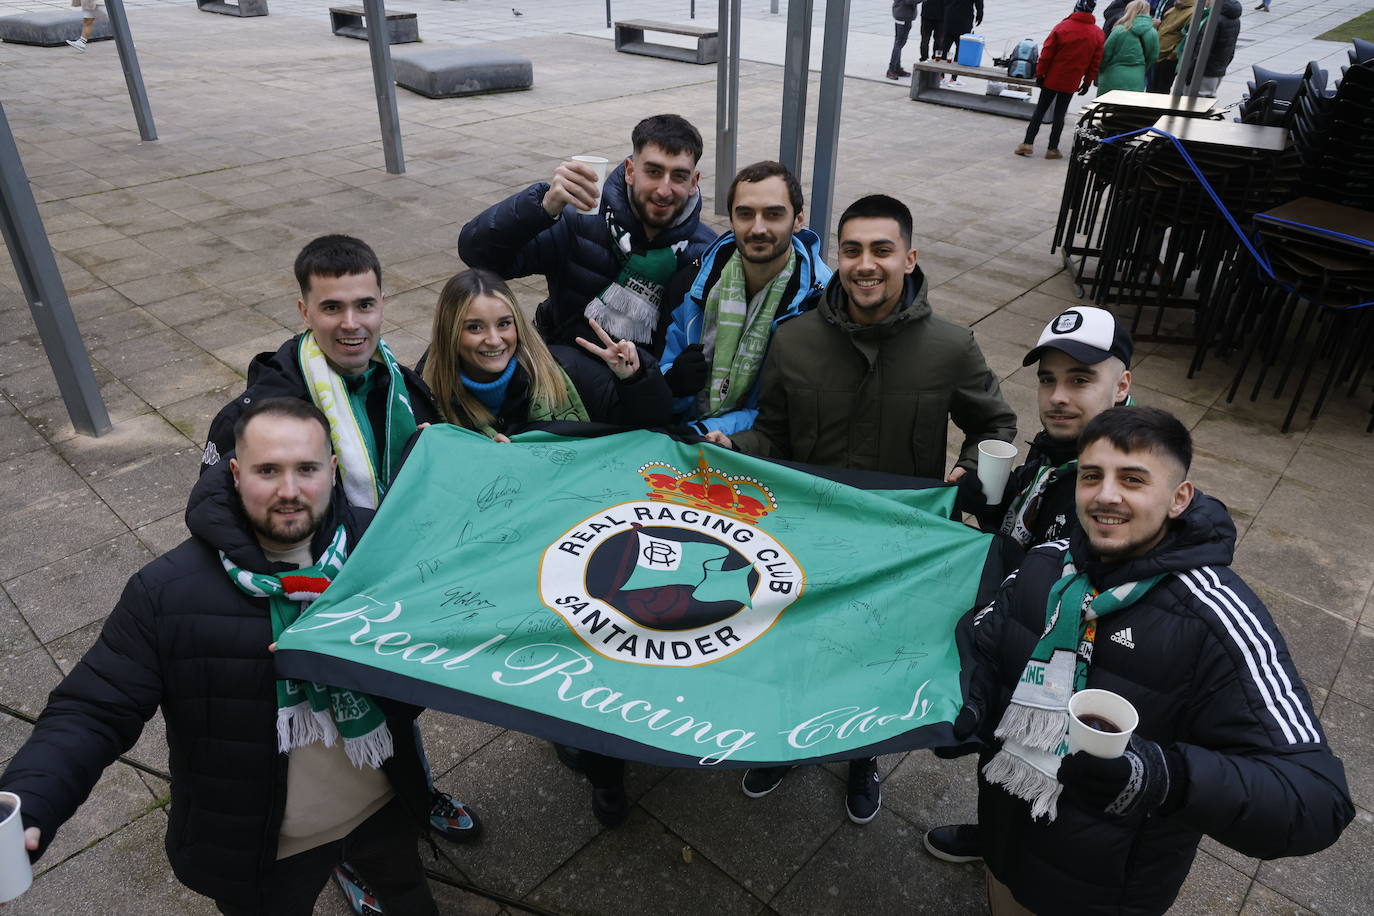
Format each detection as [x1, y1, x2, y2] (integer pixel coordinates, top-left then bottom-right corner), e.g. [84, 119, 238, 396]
[1023, 306, 1133, 367]
[1074, 0, 1097, 11]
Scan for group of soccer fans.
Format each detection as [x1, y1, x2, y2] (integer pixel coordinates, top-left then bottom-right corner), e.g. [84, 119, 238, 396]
[0, 113, 1354, 915]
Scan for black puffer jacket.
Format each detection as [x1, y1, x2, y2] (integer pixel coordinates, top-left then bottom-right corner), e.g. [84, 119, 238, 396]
[201, 333, 440, 475]
[1203, 0, 1242, 77]
[0, 465, 429, 910]
[964, 493, 1353, 915]
[457, 161, 717, 356]
[942, 0, 984, 40]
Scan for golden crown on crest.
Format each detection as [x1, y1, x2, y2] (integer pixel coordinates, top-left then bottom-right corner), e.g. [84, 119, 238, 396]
[638, 452, 777, 524]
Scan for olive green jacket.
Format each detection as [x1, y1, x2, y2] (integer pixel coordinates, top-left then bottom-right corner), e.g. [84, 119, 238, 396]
[731, 269, 1016, 480]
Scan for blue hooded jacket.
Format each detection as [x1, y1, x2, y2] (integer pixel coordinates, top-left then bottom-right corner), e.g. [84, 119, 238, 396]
[660, 227, 831, 435]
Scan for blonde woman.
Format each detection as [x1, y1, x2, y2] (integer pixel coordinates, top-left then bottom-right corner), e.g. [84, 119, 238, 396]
[422, 269, 672, 437]
[1097, 0, 1159, 94]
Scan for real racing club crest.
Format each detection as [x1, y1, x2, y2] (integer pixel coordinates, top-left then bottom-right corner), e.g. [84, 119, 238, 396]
[539, 452, 805, 667]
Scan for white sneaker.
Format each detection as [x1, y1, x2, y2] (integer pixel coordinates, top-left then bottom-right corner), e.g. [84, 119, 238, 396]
[66, 37, 87, 50]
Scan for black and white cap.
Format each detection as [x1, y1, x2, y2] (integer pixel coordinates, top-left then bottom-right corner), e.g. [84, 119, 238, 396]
[1022, 307, 1133, 367]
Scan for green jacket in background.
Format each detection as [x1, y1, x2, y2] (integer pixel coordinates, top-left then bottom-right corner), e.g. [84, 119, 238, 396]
[730, 269, 1017, 480]
[1097, 14, 1160, 94]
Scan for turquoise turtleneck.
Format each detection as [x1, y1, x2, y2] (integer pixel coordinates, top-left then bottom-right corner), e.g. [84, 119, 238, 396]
[461, 358, 517, 412]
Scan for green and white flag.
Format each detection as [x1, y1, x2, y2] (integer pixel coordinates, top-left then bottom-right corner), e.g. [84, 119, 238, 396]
[275, 426, 1003, 767]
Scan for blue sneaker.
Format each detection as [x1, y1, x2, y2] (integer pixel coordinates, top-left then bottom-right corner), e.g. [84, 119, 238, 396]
[333, 863, 382, 916]
[429, 789, 483, 843]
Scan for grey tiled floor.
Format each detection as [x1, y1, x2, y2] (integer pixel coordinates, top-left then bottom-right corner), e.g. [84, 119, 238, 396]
[0, 2, 1371, 914]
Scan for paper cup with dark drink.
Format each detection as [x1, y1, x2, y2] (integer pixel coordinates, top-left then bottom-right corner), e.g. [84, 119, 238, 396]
[1067, 688, 1139, 758]
[976, 439, 1018, 504]
[0, 791, 33, 903]
[570, 155, 610, 213]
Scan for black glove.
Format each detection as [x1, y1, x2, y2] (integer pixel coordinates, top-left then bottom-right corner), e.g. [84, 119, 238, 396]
[663, 344, 708, 397]
[1058, 735, 1184, 817]
[1078, 78, 1092, 96]
[975, 14, 983, 25]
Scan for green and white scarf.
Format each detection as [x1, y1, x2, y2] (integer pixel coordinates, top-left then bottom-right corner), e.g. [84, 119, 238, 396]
[220, 525, 394, 769]
[583, 214, 680, 346]
[999, 461, 1075, 548]
[299, 332, 417, 509]
[982, 551, 1163, 820]
[699, 249, 795, 417]
[476, 364, 590, 438]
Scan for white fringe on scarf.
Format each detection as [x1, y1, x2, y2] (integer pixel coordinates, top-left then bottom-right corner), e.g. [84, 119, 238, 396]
[276, 703, 395, 770]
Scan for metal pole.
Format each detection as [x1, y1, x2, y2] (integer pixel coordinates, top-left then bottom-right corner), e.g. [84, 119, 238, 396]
[714, 0, 741, 216]
[362, 0, 405, 174]
[1168, 0, 1209, 105]
[605, 0, 611, 29]
[778, 0, 814, 175]
[810, 0, 850, 259]
[1182, 1, 1223, 98]
[770, 0, 779, 12]
[104, 0, 155, 141]
[690, 0, 694, 20]
[0, 104, 111, 437]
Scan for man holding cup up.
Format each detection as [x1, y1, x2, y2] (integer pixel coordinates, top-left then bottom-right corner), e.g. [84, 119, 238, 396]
[458, 113, 717, 356]
[946, 406, 1353, 915]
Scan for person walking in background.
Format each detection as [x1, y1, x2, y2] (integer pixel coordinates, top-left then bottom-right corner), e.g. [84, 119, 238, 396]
[936, 0, 984, 65]
[1099, 0, 1129, 32]
[65, 0, 99, 49]
[1016, 0, 1104, 160]
[920, 0, 945, 61]
[1150, 0, 1195, 91]
[889, 0, 920, 79]
[1096, 0, 1159, 94]
[1254, 0, 1270, 11]
[1194, 0, 1243, 96]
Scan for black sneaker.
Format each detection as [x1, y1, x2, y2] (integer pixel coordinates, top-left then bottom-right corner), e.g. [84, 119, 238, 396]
[845, 757, 881, 824]
[553, 742, 586, 773]
[741, 765, 791, 798]
[923, 823, 982, 862]
[591, 785, 628, 827]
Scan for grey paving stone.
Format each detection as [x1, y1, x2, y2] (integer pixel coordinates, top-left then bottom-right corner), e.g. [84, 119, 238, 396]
[30, 762, 161, 875]
[1256, 813, 1374, 916]
[0, 442, 85, 517]
[1241, 881, 1317, 915]
[0, 647, 63, 761]
[413, 709, 505, 781]
[1332, 625, 1374, 710]
[1235, 523, 1374, 624]
[1317, 693, 1373, 816]
[85, 445, 203, 529]
[55, 411, 195, 478]
[21, 374, 150, 445]
[769, 807, 984, 916]
[4, 810, 214, 916]
[6, 532, 153, 643]
[120, 353, 243, 411]
[430, 730, 626, 897]
[0, 480, 130, 581]
[527, 807, 762, 916]
[639, 764, 845, 899]
[880, 748, 979, 833]
[1249, 582, 1356, 695]
[1169, 849, 1252, 915]
[133, 513, 191, 558]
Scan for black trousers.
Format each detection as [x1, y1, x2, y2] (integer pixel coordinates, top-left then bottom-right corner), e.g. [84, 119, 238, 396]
[1024, 88, 1074, 149]
[919, 18, 940, 60]
[889, 19, 913, 70]
[1148, 57, 1178, 93]
[935, 30, 960, 60]
[215, 798, 437, 916]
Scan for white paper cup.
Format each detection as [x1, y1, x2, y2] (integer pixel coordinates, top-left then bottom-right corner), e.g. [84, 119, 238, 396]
[570, 155, 610, 213]
[0, 791, 33, 904]
[976, 439, 1018, 504]
[1067, 689, 1139, 759]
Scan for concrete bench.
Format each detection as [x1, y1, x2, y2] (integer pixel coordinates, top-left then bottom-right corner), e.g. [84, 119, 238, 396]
[614, 19, 718, 65]
[196, 0, 268, 18]
[393, 48, 533, 99]
[0, 9, 113, 46]
[330, 6, 418, 44]
[910, 60, 1039, 120]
